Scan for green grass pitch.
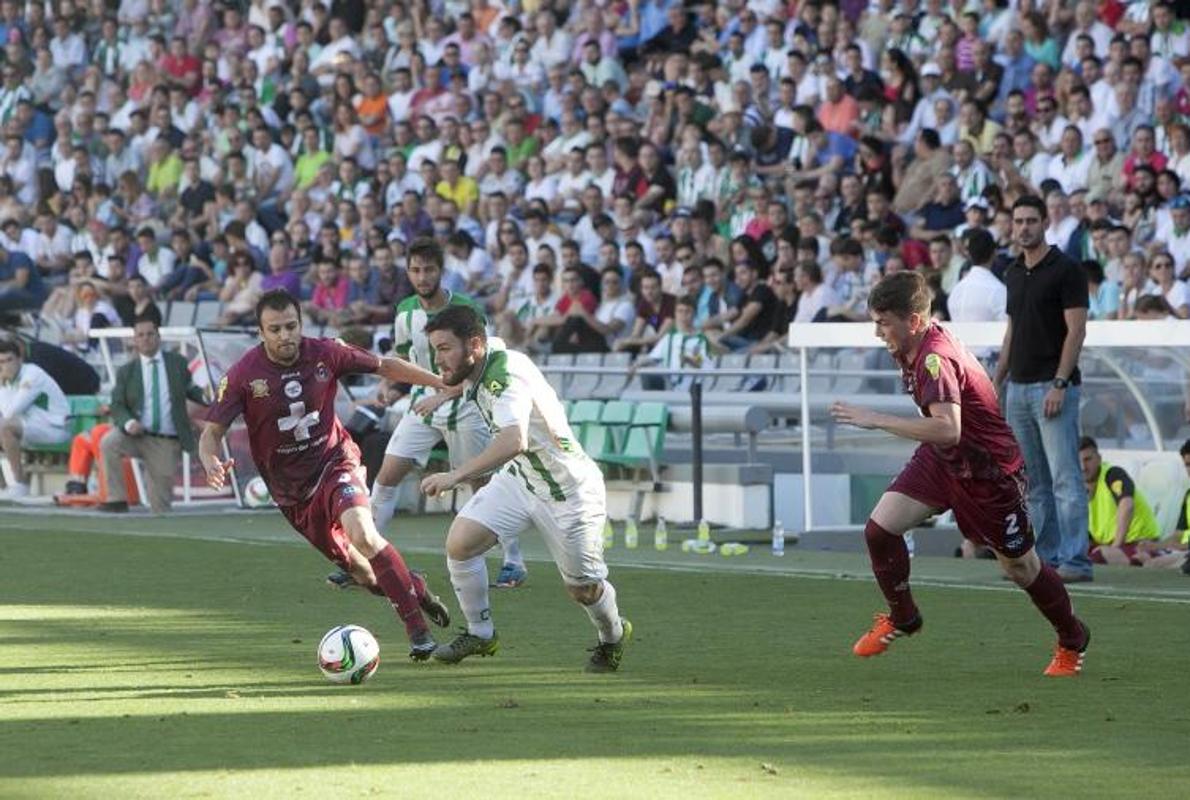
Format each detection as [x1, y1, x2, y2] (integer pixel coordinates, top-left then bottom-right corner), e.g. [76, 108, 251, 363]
[1, 511, 1188, 799]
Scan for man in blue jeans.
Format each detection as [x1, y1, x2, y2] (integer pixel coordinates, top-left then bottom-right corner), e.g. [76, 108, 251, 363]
[996, 194, 1093, 583]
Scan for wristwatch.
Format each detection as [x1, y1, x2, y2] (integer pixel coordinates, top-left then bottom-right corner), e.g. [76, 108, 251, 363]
[1052, 377, 1069, 390]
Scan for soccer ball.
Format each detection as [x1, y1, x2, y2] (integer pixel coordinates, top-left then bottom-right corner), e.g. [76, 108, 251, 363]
[317, 625, 381, 685]
[243, 476, 272, 508]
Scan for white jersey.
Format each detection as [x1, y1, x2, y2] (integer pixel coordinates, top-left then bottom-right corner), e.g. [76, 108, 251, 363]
[0, 362, 68, 424]
[646, 330, 711, 390]
[393, 290, 487, 428]
[468, 347, 595, 502]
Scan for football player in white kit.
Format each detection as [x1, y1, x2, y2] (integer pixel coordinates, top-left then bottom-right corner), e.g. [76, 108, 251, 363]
[330, 238, 528, 590]
[420, 304, 631, 672]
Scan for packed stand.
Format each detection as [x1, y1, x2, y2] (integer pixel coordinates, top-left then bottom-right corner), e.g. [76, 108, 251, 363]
[0, 0, 1188, 363]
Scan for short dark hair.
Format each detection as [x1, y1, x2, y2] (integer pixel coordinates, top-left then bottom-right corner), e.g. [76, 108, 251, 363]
[1011, 194, 1047, 219]
[918, 128, 941, 149]
[1179, 438, 1190, 459]
[963, 228, 996, 265]
[255, 289, 302, 327]
[797, 261, 823, 284]
[423, 303, 486, 342]
[1079, 436, 1098, 452]
[868, 271, 932, 319]
[0, 337, 22, 358]
[407, 236, 444, 269]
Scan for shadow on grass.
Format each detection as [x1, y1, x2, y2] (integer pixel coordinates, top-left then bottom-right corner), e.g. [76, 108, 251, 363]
[3, 529, 1190, 798]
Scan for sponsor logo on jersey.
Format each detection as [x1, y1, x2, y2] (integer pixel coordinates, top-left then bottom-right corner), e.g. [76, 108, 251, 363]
[924, 353, 942, 380]
[217, 375, 228, 402]
[487, 378, 505, 395]
[315, 361, 330, 382]
[249, 379, 270, 398]
[284, 380, 302, 399]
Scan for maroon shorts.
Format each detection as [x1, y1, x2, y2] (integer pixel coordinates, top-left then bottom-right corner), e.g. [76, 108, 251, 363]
[1088, 542, 1143, 565]
[888, 446, 1034, 558]
[277, 460, 371, 569]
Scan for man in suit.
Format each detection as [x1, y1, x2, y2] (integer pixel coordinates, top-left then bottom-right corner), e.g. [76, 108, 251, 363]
[100, 314, 206, 512]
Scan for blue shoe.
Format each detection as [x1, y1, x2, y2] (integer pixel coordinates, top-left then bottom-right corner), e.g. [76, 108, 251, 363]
[494, 562, 528, 588]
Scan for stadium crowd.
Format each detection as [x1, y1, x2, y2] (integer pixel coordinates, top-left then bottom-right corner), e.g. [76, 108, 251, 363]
[0, 0, 1189, 358]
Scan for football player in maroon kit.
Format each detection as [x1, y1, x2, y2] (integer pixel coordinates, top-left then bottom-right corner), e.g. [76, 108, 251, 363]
[200, 290, 451, 660]
[831, 272, 1091, 676]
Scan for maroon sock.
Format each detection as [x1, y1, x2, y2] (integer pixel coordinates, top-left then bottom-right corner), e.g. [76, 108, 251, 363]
[865, 519, 920, 627]
[1024, 563, 1085, 649]
[368, 544, 428, 638]
[409, 570, 427, 601]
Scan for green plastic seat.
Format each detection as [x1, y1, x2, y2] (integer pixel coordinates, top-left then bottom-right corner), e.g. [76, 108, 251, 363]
[569, 399, 603, 426]
[580, 423, 617, 460]
[603, 402, 668, 477]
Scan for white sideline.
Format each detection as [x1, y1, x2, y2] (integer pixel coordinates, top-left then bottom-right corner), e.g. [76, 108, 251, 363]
[4, 518, 1188, 607]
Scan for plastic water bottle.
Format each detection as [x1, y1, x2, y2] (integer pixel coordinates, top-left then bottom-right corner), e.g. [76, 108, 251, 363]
[772, 520, 785, 557]
[625, 517, 639, 549]
[905, 532, 915, 559]
[653, 516, 668, 551]
[697, 518, 710, 542]
[603, 518, 615, 549]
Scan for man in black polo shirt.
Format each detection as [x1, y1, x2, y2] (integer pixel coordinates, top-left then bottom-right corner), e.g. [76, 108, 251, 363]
[718, 259, 778, 352]
[995, 194, 1094, 583]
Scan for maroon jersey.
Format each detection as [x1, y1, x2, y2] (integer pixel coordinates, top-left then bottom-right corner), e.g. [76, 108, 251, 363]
[207, 337, 380, 506]
[899, 324, 1023, 480]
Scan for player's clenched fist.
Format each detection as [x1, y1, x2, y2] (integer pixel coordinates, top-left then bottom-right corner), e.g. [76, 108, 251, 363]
[421, 471, 460, 497]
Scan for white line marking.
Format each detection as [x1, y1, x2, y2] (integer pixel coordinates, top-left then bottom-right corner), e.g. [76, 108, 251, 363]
[6, 519, 1189, 605]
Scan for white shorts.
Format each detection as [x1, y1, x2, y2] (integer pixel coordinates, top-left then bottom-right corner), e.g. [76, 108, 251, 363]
[384, 402, 490, 469]
[19, 412, 68, 446]
[457, 464, 608, 587]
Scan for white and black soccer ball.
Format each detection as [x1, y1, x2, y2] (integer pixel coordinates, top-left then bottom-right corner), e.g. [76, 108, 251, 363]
[243, 476, 273, 508]
[317, 625, 381, 685]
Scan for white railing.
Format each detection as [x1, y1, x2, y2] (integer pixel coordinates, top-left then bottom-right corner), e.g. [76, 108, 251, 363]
[786, 320, 1190, 533]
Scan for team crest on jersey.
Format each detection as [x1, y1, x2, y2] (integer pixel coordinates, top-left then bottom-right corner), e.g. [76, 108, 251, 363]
[315, 362, 330, 382]
[1110, 479, 1124, 496]
[217, 375, 228, 402]
[487, 378, 505, 396]
[249, 379, 270, 398]
[924, 353, 942, 380]
[284, 380, 302, 399]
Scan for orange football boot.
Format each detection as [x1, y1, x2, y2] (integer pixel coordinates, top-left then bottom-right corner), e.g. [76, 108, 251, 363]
[853, 613, 922, 657]
[1043, 623, 1090, 677]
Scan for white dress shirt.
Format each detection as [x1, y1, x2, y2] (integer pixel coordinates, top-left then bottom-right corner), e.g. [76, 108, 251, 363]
[947, 266, 1007, 323]
[138, 353, 177, 436]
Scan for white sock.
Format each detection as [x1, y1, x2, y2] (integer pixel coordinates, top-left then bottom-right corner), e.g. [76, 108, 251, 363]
[448, 556, 494, 639]
[582, 580, 624, 643]
[501, 534, 525, 568]
[370, 482, 400, 533]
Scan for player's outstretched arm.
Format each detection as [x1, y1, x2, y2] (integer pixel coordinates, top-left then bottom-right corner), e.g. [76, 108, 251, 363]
[831, 401, 962, 447]
[421, 426, 526, 497]
[377, 356, 447, 391]
[198, 421, 235, 490]
[412, 382, 464, 416]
